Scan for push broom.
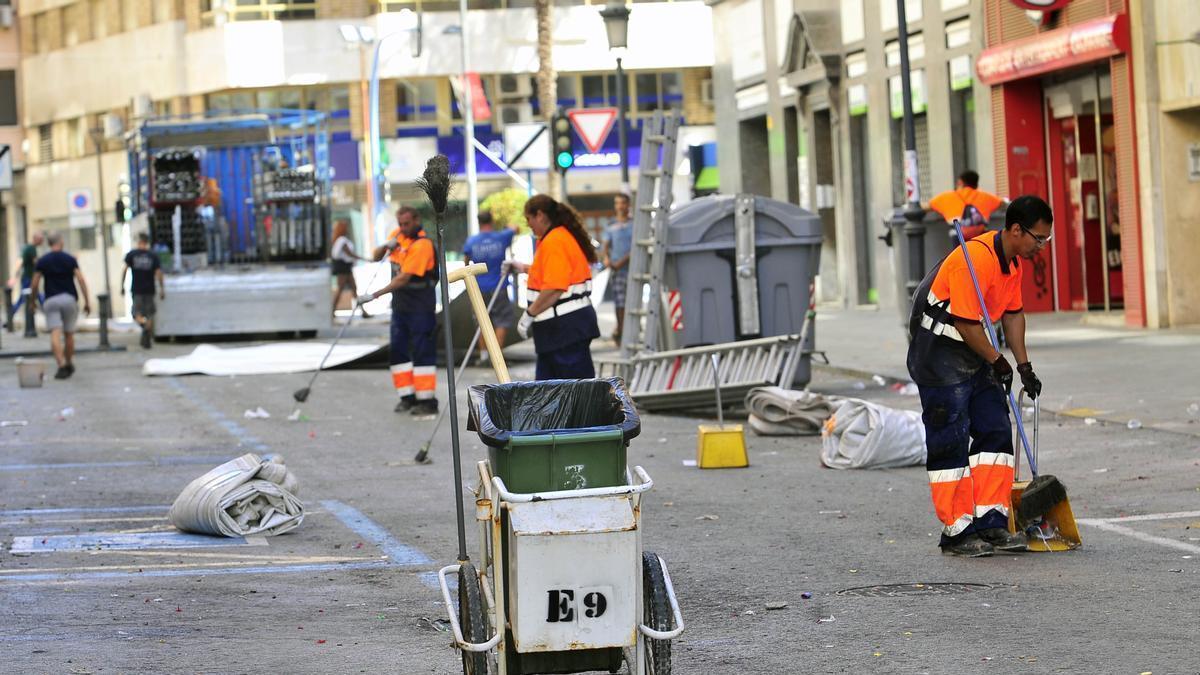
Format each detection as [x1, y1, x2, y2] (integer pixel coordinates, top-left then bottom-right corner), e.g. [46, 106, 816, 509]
[952, 219, 1073, 536]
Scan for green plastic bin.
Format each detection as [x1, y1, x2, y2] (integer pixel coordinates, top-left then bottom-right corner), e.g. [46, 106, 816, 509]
[466, 378, 641, 494]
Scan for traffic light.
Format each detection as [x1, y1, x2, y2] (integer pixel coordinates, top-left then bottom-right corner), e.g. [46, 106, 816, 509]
[552, 111, 574, 172]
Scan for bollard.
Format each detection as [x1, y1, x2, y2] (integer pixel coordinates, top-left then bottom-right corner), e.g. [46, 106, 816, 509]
[97, 293, 112, 349]
[24, 289, 37, 338]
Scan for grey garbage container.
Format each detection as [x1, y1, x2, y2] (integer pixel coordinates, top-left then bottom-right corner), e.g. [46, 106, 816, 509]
[884, 204, 1009, 330]
[665, 193, 822, 386]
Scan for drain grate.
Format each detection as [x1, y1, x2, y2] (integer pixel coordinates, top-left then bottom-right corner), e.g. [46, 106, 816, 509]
[835, 583, 993, 597]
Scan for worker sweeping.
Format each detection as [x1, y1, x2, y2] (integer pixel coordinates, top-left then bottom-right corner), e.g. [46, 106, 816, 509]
[906, 195, 1052, 557]
[507, 195, 600, 380]
[362, 206, 439, 416]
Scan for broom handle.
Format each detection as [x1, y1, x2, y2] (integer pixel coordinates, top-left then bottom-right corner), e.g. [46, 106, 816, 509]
[952, 220, 1038, 476]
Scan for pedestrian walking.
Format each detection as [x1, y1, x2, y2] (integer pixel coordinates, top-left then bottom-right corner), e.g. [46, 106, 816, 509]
[330, 219, 369, 319]
[906, 195, 1051, 557]
[6, 230, 44, 331]
[29, 232, 91, 380]
[600, 193, 633, 344]
[930, 170, 1005, 241]
[509, 195, 600, 380]
[461, 210, 517, 364]
[363, 207, 439, 416]
[120, 233, 165, 349]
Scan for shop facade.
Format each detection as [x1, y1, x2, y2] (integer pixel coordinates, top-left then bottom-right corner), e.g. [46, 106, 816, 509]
[980, 2, 1143, 325]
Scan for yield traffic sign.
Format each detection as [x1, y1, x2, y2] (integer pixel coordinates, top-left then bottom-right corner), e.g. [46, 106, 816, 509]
[567, 108, 618, 154]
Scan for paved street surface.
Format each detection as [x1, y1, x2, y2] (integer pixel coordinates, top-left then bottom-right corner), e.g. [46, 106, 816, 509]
[2, 309, 1198, 674]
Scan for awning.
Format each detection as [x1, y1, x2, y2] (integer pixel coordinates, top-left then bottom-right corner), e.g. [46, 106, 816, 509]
[976, 14, 1130, 86]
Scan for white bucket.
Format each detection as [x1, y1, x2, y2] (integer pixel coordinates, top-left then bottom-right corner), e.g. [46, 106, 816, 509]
[16, 358, 47, 388]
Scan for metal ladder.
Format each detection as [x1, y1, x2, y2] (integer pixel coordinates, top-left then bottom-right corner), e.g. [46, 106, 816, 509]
[619, 110, 681, 358]
[598, 334, 807, 412]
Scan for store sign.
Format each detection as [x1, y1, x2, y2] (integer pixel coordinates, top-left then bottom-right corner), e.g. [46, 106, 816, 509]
[67, 188, 96, 229]
[1008, 0, 1073, 10]
[977, 14, 1129, 85]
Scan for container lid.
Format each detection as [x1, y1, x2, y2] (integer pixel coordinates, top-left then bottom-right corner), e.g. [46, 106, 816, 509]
[667, 193, 823, 248]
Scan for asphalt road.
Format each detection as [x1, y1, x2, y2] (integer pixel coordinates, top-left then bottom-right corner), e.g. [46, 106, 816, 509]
[2, 330, 1198, 674]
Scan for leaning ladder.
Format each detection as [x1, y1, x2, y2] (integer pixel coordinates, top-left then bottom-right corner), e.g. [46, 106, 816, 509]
[619, 111, 681, 358]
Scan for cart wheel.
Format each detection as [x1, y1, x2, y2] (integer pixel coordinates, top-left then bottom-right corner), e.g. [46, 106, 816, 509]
[641, 552, 673, 675]
[458, 563, 489, 675]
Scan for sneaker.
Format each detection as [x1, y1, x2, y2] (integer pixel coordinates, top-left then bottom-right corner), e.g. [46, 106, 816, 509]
[979, 528, 1028, 552]
[140, 330, 152, 349]
[394, 397, 416, 413]
[54, 367, 70, 380]
[63, 363, 75, 378]
[940, 534, 994, 557]
[411, 400, 439, 417]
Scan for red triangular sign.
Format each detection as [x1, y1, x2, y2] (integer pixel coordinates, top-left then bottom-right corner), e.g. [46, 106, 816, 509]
[567, 108, 618, 154]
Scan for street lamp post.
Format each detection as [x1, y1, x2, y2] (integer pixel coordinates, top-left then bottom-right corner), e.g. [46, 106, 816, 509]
[896, 0, 926, 304]
[88, 128, 114, 349]
[600, 2, 631, 191]
[340, 24, 379, 248]
[455, 1, 479, 238]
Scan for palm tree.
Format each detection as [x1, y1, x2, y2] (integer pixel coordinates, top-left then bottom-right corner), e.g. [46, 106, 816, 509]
[535, 0, 562, 201]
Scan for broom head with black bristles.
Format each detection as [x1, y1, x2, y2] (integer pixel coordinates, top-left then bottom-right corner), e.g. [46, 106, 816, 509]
[416, 154, 452, 215]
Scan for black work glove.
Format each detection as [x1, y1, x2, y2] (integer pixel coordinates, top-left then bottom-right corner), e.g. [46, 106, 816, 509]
[1017, 362, 1041, 400]
[990, 353, 1013, 394]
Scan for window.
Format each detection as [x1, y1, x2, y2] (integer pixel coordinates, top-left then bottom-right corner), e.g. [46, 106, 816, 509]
[0, 71, 16, 126]
[556, 75, 578, 108]
[91, 0, 111, 39]
[634, 71, 683, 113]
[397, 80, 437, 123]
[881, 0, 922, 32]
[841, 0, 864, 44]
[948, 59, 976, 176]
[202, 0, 317, 23]
[845, 52, 867, 80]
[941, 0, 969, 9]
[885, 34, 925, 68]
[38, 124, 53, 163]
[946, 19, 971, 50]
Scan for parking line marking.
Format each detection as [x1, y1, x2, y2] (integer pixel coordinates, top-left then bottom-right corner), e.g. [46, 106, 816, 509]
[10, 531, 261, 553]
[320, 499, 433, 567]
[0, 555, 378, 576]
[0, 560, 393, 584]
[0, 505, 168, 517]
[165, 378, 270, 453]
[0, 456, 232, 472]
[1098, 510, 1200, 523]
[1077, 518, 1200, 555]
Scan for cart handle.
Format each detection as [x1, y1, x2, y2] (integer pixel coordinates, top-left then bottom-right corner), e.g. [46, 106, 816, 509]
[437, 564, 503, 653]
[491, 466, 654, 503]
[639, 554, 686, 640]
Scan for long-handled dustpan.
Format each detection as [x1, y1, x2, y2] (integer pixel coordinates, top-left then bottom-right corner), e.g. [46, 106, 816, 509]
[952, 220, 1081, 552]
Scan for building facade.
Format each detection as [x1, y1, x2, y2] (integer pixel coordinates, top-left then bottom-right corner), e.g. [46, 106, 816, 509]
[14, 0, 715, 314]
[1, 0, 24, 293]
[710, 0, 997, 311]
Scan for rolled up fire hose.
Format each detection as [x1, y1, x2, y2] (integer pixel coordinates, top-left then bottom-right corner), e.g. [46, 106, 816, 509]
[168, 453, 304, 538]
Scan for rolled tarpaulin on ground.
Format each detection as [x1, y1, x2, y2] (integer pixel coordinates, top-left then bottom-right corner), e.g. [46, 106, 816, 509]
[820, 398, 926, 470]
[744, 386, 836, 436]
[168, 453, 304, 537]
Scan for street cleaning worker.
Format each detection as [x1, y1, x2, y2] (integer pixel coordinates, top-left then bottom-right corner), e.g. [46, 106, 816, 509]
[363, 206, 439, 416]
[906, 194, 1051, 557]
[462, 209, 517, 365]
[508, 195, 600, 380]
[929, 169, 1005, 241]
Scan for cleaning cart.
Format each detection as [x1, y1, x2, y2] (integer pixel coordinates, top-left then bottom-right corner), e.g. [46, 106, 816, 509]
[437, 264, 684, 675]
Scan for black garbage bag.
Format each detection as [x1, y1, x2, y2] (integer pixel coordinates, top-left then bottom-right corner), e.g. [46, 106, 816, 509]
[467, 378, 641, 448]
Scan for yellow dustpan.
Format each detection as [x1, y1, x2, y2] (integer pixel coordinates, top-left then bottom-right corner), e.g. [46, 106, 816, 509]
[1007, 392, 1082, 551]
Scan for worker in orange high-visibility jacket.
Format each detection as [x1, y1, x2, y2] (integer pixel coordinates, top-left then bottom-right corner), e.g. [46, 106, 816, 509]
[906, 195, 1051, 557]
[361, 206, 439, 416]
[929, 169, 1006, 241]
[507, 194, 600, 380]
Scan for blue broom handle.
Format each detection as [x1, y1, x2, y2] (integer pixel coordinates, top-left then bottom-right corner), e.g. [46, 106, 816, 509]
[951, 220, 1038, 476]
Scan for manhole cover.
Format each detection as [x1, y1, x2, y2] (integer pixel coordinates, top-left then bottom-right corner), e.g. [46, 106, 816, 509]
[835, 583, 993, 597]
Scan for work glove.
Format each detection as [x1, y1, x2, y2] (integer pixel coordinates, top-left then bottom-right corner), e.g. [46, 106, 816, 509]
[383, 238, 400, 251]
[990, 353, 1014, 394]
[1017, 362, 1041, 400]
[517, 312, 534, 339]
[356, 293, 374, 307]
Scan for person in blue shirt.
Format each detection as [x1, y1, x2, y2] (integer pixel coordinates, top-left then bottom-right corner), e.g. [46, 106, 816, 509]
[30, 232, 91, 380]
[601, 193, 634, 344]
[461, 210, 517, 363]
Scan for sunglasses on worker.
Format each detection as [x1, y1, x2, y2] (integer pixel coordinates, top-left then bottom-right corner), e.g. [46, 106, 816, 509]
[1021, 226, 1053, 247]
